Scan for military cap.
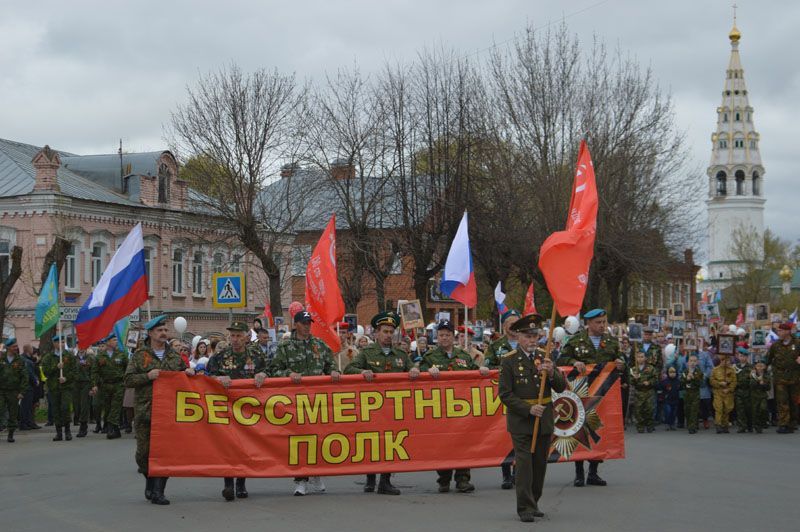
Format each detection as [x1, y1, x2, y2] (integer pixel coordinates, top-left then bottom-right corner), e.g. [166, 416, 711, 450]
[144, 314, 168, 331]
[100, 333, 116, 343]
[501, 309, 520, 321]
[52, 334, 61, 342]
[371, 311, 399, 329]
[755, 357, 768, 364]
[736, 346, 750, 356]
[3, 337, 17, 347]
[643, 326, 656, 333]
[457, 325, 475, 335]
[337, 321, 350, 329]
[254, 327, 269, 334]
[294, 310, 314, 324]
[227, 321, 249, 332]
[509, 313, 545, 334]
[584, 308, 606, 320]
[778, 322, 794, 331]
[436, 319, 454, 332]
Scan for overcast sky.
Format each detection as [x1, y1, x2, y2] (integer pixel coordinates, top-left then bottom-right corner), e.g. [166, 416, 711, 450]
[1, 0, 797, 257]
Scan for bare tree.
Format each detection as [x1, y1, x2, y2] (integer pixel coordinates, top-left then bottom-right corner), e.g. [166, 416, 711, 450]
[0, 245, 23, 340]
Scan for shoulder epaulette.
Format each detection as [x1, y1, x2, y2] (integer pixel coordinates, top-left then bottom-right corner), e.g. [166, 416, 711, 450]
[501, 349, 518, 358]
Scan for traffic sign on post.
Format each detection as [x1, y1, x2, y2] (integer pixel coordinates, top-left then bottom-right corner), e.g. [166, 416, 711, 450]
[212, 272, 246, 308]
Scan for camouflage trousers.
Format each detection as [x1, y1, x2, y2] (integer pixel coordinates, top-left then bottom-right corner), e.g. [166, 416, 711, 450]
[436, 468, 471, 486]
[0, 389, 20, 430]
[683, 391, 700, 431]
[775, 381, 799, 428]
[713, 392, 734, 427]
[72, 381, 92, 424]
[634, 389, 654, 430]
[101, 381, 124, 428]
[750, 394, 769, 429]
[49, 384, 74, 427]
[135, 422, 151, 476]
[735, 390, 751, 430]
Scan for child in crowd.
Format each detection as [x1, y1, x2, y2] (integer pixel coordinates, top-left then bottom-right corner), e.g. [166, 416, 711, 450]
[629, 351, 658, 433]
[750, 358, 770, 433]
[659, 366, 681, 430]
[681, 354, 704, 434]
[733, 347, 753, 433]
[710, 354, 737, 433]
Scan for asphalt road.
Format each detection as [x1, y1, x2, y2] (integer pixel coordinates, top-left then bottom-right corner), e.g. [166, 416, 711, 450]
[1, 425, 796, 532]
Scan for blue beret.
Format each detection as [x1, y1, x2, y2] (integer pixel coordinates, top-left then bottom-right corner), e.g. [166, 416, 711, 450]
[501, 309, 520, 321]
[52, 334, 61, 342]
[144, 314, 168, 331]
[736, 347, 750, 356]
[3, 337, 17, 347]
[584, 309, 606, 320]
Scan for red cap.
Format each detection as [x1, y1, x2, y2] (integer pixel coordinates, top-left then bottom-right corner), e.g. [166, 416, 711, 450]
[338, 321, 350, 329]
[778, 322, 794, 331]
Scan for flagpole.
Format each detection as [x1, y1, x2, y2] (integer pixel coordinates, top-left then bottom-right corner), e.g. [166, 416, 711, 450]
[464, 304, 469, 350]
[57, 270, 64, 381]
[531, 305, 558, 453]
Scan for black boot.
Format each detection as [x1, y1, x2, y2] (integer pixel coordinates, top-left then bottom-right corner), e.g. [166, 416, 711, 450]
[377, 473, 400, 495]
[107, 424, 121, 440]
[574, 461, 585, 487]
[53, 426, 63, 441]
[144, 475, 155, 500]
[222, 478, 235, 501]
[150, 477, 170, 505]
[235, 478, 248, 498]
[501, 463, 513, 489]
[77, 423, 88, 438]
[92, 420, 102, 433]
[64, 425, 72, 441]
[6, 430, 14, 442]
[364, 474, 376, 493]
[586, 462, 607, 486]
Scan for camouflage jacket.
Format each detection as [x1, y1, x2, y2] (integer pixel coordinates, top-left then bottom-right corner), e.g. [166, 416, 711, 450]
[124, 344, 186, 423]
[733, 363, 752, 393]
[0, 354, 30, 392]
[41, 351, 79, 389]
[482, 336, 517, 369]
[75, 352, 96, 383]
[629, 364, 659, 391]
[93, 349, 129, 384]
[766, 339, 800, 383]
[749, 369, 771, 397]
[560, 331, 624, 367]
[680, 367, 704, 393]
[419, 346, 478, 372]
[208, 345, 267, 379]
[270, 332, 335, 377]
[344, 343, 413, 374]
[640, 342, 664, 373]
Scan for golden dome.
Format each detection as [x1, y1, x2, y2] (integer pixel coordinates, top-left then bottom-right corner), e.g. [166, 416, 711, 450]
[729, 25, 741, 42]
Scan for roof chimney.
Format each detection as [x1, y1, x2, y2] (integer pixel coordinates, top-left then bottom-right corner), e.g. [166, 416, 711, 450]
[330, 158, 355, 180]
[280, 162, 300, 178]
[31, 145, 61, 192]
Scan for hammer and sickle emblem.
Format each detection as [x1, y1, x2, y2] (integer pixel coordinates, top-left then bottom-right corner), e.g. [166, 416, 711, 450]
[554, 400, 574, 422]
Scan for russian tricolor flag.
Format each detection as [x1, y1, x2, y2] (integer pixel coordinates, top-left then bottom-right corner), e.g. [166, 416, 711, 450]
[440, 212, 477, 307]
[495, 281, 508, 315]
[76, 223, 148, 348]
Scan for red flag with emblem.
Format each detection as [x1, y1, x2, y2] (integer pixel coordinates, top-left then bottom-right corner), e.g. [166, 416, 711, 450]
[305, 215, 345, 352]
[523, 282, 537, 315]
[262, 300, 274, 328]
[538, 140, 598, 317]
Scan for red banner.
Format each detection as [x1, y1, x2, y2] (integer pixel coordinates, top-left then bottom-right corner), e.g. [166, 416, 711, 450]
[149, 365, 624, 477]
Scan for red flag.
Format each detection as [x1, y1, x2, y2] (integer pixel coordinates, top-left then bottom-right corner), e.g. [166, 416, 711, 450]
[538, 140, 598, 317]
[305, 215, 345, 352]
[523, 282, 537, 315]
[735, 308, 744, 326]
[262, 300, 274, 328]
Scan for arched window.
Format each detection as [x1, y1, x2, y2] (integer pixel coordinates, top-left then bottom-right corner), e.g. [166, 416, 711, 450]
[735, 170, 745, 195]
[231, 252, 242, 272]
[734, 138, 744, 149]
[735, 112, 741, 121]
[716, 171, 727, 196]
[172, 249, 184, 294]
[64, 242, 79, 290]
[752, 172, 760, 196]
[718, 139, 728, 149]
[143, 247, 153, 294]
[722, 113, 728, 123]
[91, 243, 106, 287]
[212, 252, 224, 273]
[192, 251, 204, 296]
[0, 241, 10, 282]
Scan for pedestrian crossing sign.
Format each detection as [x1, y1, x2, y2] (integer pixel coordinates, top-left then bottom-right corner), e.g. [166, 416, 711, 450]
[212, 272, 246, 308]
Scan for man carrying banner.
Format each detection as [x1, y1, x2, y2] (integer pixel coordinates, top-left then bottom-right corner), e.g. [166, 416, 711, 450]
[498, 314, 566, 523]
[421, 319, 490, 493]
[124, 315, 193, 506]
[270, 310, 339, 496]
[345, 311, 420, 495]
[482, 309, 521, 489]
[559, 308, 625, 487]
[1, 338, 30, 442]
[41, 335, 78, 441]
[93, 335, 128, 439]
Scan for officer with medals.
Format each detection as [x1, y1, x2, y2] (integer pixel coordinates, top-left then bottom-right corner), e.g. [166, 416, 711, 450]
[498, 313, 566, 523]
[345, 311, 420, 495]
[766, 322, 800, 433]
[558, 308, 625, 487]
[270, 310, 338, 496]
[421, 319, 490, 493]
[207, 321, 269, 501]
[124, 315, 193, 506]
[482, 309, 521, 489]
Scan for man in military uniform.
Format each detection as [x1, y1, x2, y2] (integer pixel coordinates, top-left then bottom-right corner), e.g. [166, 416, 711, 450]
[73, 342, 96, 437]
[483, 309, 521, 489]
[124, 315, 193, 505]
[0, 338, 29, 442]
[498, 314, 566, 523]
[640, 327, 663, 374]
[271, 311, 338, 496]
[421, 319, 490, 493]
[93, 335, 129, 439]
[345, 311, 420, 495]
[680, 354, 703, 434]
[559, 308, 625, 487]
[629, 351, 658, 433]
[766, 322, 800, 433]
[208, 320, 269, 501]
[41, 335, 79, 441]
[733, 347, 753, 433]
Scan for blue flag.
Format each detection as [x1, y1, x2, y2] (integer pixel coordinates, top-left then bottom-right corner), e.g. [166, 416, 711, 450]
[35, 264, 59, 338]
[113, 317, 130, 352]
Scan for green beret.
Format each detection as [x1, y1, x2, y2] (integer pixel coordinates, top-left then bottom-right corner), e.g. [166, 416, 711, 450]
[226, 321, 249, 332]
[371, 311, 400, 329]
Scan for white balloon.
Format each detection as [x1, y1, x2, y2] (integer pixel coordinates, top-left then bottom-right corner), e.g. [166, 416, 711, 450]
[174, 316, 188, 334]
[553, 327, 567, 343]
[357, 325, 365, 335]
[564, 316, 580, 335]
[736, 327, 746, 336]
[728, 324, 737, 333]
[664, 343, 677, 358]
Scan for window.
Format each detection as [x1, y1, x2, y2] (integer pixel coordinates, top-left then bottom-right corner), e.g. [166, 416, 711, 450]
[158, 163, 170, 204]
[718, 139, 728, 149]
[747, 112, 752, 122]
[192, 252, 204, 296]
[735, 170, 745, 195]
[389, 252, 402, 275]
[291, 246, 312, 276]
[716, 171, 727, 196]
[172, 249, 184, 294]
[722, 113, 728, 123]
[91, 244, 105, 287]
[0, 241, 9, 282]
[735, 112, 740, 122]
[734, 138, 744, 149]
[752, 172, 760, 196]
[749, 139, 757, 150]
[212, 252, 224, 273]
[231, 252, 242, 273]
[64, 243, 77, 290]
[143, 248, 153, 294]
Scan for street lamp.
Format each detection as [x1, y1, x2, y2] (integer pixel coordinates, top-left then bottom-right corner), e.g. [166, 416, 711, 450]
[779, 264, 793, 295]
